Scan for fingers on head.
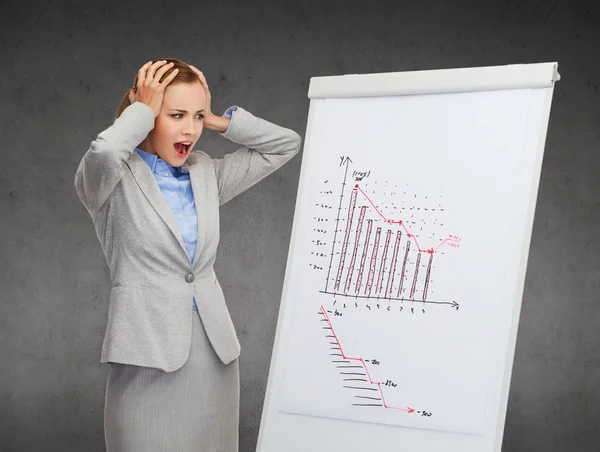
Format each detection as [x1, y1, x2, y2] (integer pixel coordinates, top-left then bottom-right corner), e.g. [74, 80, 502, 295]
[138, 61, 152, 81]
[151, 61, 179, 86]
[156, 62, 173, 77]
[193, 70, 207, 87]
[156, 68, 178, 87]
[190, 64, 204, 80]
[167, 66, 179, 80]
[135, 60, 178, 91]
[142, 60, 164, 84]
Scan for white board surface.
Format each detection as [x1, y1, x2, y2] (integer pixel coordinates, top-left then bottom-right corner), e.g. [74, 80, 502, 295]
[257, 63, 559, 452]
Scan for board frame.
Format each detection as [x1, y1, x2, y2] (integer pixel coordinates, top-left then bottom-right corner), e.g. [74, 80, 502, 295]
[256, 62, 559, 452]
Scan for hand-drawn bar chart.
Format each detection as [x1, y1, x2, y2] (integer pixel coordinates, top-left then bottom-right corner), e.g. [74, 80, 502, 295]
[321, 158, 461, 307]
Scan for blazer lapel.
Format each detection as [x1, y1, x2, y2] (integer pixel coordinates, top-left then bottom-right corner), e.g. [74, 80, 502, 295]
[126, 152, 188, 257]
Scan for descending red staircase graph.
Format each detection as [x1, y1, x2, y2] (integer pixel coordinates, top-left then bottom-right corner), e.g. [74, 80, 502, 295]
[320, 305, 415, 413]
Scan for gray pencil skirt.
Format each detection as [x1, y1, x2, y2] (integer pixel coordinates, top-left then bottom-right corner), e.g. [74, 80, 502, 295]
[103, 307, 239, 452]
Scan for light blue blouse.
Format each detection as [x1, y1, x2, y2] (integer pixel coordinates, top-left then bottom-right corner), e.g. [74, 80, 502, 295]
[135, 107, 236, 308]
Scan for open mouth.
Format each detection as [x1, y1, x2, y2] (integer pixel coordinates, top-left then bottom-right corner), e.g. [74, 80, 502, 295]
[173, 142, 191, 157]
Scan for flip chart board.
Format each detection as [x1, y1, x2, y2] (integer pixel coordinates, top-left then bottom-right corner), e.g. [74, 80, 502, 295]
[257, 63, 559, 452]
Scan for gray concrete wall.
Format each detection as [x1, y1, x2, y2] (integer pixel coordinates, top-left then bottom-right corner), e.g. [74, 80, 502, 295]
[1, 0, 598, 450]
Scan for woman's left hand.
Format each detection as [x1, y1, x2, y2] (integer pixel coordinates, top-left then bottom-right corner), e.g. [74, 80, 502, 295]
[189, 65, 212, 115]
[190, 65, 230, 133]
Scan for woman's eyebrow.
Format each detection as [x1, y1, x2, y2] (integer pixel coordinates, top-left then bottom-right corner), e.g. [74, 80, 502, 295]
[169, 108, 206, 113]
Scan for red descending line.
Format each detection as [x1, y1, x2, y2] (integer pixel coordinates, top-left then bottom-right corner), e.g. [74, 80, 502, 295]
[354, 185, 459, 255]
[320, 305, 414, 413]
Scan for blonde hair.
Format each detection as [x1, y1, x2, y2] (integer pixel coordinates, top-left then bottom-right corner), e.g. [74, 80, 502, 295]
[115, 58, 201, 120]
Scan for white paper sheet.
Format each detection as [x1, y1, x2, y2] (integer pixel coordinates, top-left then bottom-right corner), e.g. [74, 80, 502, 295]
[277, 89, 533, 435]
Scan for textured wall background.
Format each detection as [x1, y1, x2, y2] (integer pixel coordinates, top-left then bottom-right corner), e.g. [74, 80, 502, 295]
[1, 0, 598, 451]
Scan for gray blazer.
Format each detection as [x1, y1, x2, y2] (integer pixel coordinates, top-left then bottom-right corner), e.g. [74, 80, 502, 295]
[74, 101, 301, 372]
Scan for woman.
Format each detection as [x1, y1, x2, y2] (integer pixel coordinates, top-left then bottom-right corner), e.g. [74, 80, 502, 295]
[74, 58, 301, 451]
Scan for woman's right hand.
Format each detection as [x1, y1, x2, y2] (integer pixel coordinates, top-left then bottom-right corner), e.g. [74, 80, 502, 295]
[128, 60, 179, 117]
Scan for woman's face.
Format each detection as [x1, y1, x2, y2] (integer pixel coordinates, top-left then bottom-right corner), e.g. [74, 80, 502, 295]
[139, 81, 207, 167]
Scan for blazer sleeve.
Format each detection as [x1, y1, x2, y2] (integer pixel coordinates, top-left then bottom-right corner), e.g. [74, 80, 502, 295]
[74, 102, 155, 215]
[211, 106, 302, 206]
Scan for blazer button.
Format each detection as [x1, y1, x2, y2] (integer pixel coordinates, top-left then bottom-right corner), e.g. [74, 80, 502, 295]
[185, 273, 195, 283]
